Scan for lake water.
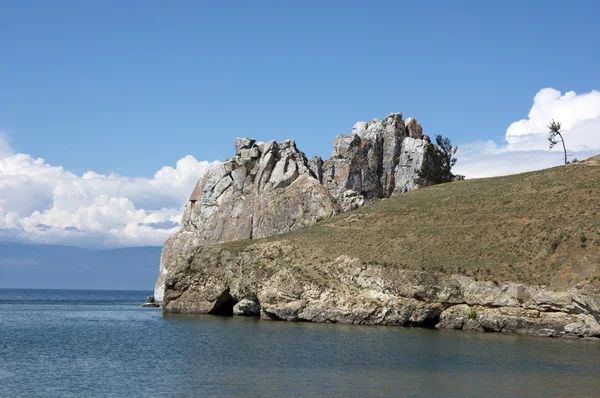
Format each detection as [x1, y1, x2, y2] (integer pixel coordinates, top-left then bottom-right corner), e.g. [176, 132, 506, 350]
[1, 289, 599, 397]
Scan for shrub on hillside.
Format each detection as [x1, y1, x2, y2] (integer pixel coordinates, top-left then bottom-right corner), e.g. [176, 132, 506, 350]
[418, 134, 458, 184]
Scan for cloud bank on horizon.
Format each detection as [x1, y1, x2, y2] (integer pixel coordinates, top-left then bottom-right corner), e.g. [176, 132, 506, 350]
[454, 88, 600, 178]
[0, 141, 220, 248]
[1, 87, 598, 248]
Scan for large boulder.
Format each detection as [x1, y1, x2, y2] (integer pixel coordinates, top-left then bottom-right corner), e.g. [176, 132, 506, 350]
[234, 137, 256, 156]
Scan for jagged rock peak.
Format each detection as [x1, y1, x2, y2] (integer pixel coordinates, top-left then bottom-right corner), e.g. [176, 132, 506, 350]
[181, 112, 434, 242]
[322, 112, 427, 203]
[180, 135, 335, 244]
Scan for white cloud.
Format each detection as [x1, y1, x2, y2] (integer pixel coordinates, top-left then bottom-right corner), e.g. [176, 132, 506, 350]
[0, 134, 220, 248]
[454, 88, 600, 178]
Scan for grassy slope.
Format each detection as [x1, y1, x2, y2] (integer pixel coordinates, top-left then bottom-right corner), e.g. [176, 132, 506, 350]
[221, 156, 600, 290]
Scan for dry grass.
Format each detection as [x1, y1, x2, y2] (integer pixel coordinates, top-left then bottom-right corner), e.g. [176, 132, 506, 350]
[221, 159, 600, 290]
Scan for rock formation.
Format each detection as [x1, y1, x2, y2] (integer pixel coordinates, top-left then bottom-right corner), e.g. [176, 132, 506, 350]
[155, 113, 437, 302]
[180, 138, 338, 243]
[320, 115, 424, 207]
[180, 112, 434, 242]
[160, 242, 600, 339]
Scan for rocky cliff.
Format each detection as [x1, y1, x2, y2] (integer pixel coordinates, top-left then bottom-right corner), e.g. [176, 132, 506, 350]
[155, 113, 438, 302]
[161, 242, 600, 339]
[180, 112, 434, 243]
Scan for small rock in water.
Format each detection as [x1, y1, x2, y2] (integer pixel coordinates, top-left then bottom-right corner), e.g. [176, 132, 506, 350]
[233, 299, 261, 316]
[141, 295, 159, 308]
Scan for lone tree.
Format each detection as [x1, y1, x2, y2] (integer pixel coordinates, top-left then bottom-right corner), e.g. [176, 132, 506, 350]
[547, 119, 568, 164]
[418, 134, 457, 184]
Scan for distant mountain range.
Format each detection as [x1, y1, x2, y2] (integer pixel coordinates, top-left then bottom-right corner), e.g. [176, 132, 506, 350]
[0, 242, 162, 290]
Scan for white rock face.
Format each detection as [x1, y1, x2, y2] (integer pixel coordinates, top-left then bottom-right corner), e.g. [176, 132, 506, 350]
[394, 137, 428, 194]
[182, 139, 337, 242]
[322, 113, 431, 207]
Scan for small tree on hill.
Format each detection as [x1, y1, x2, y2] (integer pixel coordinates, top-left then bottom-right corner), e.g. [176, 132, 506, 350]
[547, 119, 568, 165]
[418, 134, 457, 184]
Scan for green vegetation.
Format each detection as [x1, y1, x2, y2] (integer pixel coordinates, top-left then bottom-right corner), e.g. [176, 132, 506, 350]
[547, 120, 568, 165]
[467, 309, 478, 320]
[418, 135, 457, 183]
[220, 155, 600, 290]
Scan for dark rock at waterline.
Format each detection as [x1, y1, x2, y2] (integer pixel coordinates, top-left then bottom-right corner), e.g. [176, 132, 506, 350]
[141, 295, 159, 308]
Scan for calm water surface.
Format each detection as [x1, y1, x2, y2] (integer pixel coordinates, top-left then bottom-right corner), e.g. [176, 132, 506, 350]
[1, 289, 599, 397]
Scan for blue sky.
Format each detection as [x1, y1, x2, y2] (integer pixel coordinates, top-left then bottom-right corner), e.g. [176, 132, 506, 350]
[2, 0, 598, 174]
[1, 0, 599, 247]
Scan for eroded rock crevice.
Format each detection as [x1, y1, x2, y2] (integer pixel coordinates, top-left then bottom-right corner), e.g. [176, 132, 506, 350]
[209, 288, 238, 316]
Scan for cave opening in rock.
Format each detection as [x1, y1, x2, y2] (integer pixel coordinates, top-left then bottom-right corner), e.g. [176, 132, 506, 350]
[209, 288, 238, 316]
[411, 310, 442, 328]
[418, 315, 441, 328]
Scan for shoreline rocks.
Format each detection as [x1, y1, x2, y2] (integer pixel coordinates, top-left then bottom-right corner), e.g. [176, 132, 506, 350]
[160, 243, 600, 340]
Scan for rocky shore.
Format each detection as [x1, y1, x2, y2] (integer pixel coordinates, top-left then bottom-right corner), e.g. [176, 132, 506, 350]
[160, 241, 600, 339]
